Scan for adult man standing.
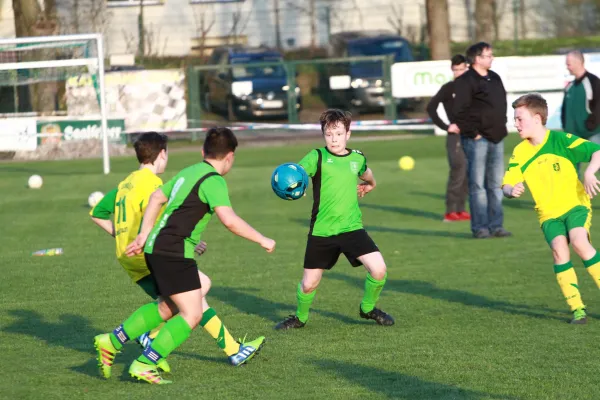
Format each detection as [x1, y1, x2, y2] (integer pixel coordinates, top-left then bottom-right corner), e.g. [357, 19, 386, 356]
[453, 42, 511, 239]
[562, 50, 600, 146]
[426, 54, 470, 222]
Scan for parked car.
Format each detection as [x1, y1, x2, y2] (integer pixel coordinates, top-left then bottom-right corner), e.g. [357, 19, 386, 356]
[202, 46, 301, 120]
[319, 31, 418, 114]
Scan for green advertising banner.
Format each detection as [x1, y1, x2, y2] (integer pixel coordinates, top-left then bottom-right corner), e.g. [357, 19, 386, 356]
[36, 118, 126, 144]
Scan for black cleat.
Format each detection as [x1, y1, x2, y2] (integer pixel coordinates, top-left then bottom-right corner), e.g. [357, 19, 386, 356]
[360, 306, 395, 326]
[275, 315, 306, 330]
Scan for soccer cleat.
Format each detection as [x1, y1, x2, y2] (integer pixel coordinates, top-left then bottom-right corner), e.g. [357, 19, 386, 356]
[491, 228, 512, 238]
[457, 211, 471, 221]
[359, 306, 395, 326]
[570, 308, 588, 324]
[274, 315, 306, 330]
[129, 360, 172, 384]
[229, 336, 266, 366]
[94, 333, 120, 379]
[136, 332, 152, 349]
[443, 212, 461, 222]
[473, 229, 491, 239]
[136, 333, 171, 373]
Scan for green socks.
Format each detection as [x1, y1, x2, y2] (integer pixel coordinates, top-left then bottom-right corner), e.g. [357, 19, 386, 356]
[360, 273, 387, 314]
[110, 302, 164, 350]
[138, 315, 192, 365]
[295, 283, 316, 323]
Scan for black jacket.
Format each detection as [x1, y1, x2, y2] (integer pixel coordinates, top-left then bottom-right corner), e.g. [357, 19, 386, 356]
[452, 68, 508, 143]
[426, 81, 455, 131]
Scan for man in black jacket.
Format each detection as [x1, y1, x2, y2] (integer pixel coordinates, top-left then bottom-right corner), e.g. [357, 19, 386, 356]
[427, 54, 470, 222]
[452, 42, 511, 239]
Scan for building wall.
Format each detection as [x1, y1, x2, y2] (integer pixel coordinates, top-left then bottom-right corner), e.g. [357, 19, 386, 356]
[0, 0, 548, 58]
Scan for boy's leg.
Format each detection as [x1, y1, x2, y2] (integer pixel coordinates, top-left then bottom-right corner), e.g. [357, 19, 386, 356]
[566, 208, 600, 289]
[94, 299, 174, 379]
[341, 230, 394, 326]
[275, 235, 339, 330]
[546, 219, 586, 324]
[128, 254, 203, 384]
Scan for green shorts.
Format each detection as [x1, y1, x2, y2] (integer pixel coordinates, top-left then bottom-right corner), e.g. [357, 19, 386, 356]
[541, 205, 592, 245]
[136, 275, 159, 300]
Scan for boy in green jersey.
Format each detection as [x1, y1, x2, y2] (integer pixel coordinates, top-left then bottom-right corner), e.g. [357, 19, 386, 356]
[276, 109, 394, 330]
[94, 127, 276, 384]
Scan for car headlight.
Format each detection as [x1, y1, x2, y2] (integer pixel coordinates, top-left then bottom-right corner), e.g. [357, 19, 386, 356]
[232, 81, 253, 97]
[282, 85, 301, 94]
[351, 79, 369, 89]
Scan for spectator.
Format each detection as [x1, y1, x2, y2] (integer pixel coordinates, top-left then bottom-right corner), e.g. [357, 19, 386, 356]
[426, 54, 470, 223]
[562, 50, 600, 176]
[452, 42, 511, 239]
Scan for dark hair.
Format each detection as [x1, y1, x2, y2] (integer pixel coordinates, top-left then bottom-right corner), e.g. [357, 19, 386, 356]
[319, 109, 352, 133]
[465, 42, 491, 64]
[451, 54, 467, 66]
[512, 93, 548, 125]
[133, 132, 168, 164]
[203, 127, 238, 159]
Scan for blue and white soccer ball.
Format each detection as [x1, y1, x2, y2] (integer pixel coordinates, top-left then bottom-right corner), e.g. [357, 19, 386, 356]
[271, 163, 309, 200]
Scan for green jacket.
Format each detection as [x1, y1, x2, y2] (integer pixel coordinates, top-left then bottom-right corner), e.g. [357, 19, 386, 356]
[562, 71, 600, 139]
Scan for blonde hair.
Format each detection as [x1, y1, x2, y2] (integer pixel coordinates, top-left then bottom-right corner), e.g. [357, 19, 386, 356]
[512, 93, 548, 125]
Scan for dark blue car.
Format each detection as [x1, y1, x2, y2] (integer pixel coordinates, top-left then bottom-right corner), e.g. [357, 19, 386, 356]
[202, 46, 301, 120]
[321, 31, 416, 113]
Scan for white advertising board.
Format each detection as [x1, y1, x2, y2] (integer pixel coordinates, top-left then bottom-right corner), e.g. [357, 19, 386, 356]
[0, 118, 37, 151]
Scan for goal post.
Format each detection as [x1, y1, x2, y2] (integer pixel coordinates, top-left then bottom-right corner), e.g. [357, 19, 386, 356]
[0, 33, 110, 174]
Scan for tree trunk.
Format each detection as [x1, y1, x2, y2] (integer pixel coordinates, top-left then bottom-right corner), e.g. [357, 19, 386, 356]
[475, 0, 495, 43]
[426, 0, 451, 60]
[309, 0, 316, 54]
[519, 0, 526, 38]
[12, 0, 59, 114]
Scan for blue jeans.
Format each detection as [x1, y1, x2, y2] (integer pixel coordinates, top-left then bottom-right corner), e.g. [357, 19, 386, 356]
[461, 136, 505, 234]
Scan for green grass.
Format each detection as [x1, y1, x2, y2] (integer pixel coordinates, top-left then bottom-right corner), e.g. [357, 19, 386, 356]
[2, 135, 600, 399]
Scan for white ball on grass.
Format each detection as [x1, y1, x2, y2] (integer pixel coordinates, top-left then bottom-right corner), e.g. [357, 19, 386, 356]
[88, 191, 104, 208]
[28, 175, 43, 189]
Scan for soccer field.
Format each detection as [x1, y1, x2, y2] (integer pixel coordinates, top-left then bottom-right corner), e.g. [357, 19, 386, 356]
[2, 135, 600, 400]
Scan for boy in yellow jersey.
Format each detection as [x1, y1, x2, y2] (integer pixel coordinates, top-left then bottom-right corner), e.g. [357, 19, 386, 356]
[502, 93, 600, 324]
[90, 132, 260, 380]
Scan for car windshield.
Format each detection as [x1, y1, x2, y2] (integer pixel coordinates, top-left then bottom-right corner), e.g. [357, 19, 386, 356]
[231, 56, 285, 79]
[347, 39, 414, 62]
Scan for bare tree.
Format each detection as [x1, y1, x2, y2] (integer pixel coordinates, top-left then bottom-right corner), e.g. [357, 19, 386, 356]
[228, 2, 252, 45]
[464, 0, 475, 40]
[388, 3, 403, 35]
[491, 0, 509, 40]
[520, 0, 527, 38]
[192, 4, 216, 60]
[426, 0, 451, 60]
[475, 0, 495, 42]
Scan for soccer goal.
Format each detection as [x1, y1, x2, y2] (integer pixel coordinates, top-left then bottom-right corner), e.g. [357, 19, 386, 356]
[0, 33, 111, 174]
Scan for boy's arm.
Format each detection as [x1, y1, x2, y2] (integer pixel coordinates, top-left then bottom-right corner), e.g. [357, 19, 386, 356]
[501, 151, 525, 198]
[583, 150, 600, 198]
[89, 188, 117, 236]
[357, 167, 376, 198]
[214, 206, 275, 252]
[426, 85, 450, 131]
[125, 189, 168, 256]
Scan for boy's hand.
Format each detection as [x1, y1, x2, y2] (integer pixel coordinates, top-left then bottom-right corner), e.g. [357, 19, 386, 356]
[511, 182, 525, 198]
[194, 241, 207, 256]
[126, 234, 148, 257]
[260, 237, 276, 253]
[584, 172, 600, 198]
[357, 182, 375, 198]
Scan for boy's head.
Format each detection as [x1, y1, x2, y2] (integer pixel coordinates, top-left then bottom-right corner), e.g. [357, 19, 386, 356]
[450, 54, 468, 79]
[134, 132, 169, 174]
[202, 127, 238, 175]
[466, 42, 493, 70]
[512, 93, 548, 139]
[319, 109, 352, 155]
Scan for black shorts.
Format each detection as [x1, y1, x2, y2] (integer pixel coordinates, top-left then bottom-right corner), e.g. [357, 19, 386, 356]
[303, 229, 379, 270]
[144, 253, 201, 297]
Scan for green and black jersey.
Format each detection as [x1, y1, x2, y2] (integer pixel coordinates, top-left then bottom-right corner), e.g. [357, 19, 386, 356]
[145, 161, 231, 259]
[299, 147, 368, 237]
